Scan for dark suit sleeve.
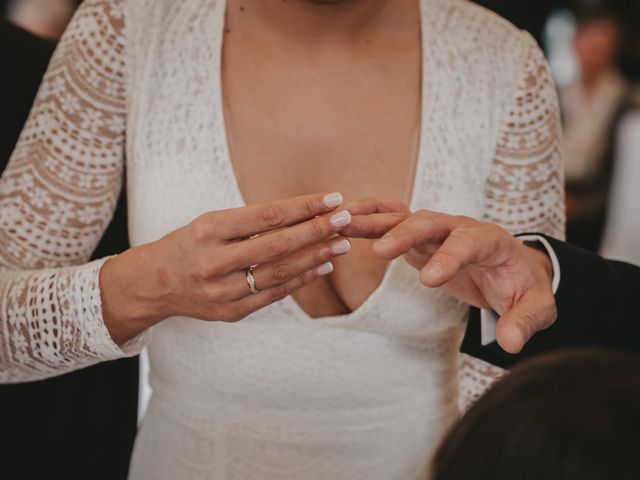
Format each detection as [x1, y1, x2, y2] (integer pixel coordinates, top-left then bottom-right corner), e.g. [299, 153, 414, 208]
[461, 235, 640, 368]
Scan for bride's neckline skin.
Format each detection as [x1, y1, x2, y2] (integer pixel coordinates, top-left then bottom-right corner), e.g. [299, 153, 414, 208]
[230, 0, 419, 44]
[220, 0, 424, 319]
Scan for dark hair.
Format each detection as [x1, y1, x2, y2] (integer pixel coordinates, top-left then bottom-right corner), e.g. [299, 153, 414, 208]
[432, 349, 640, 480]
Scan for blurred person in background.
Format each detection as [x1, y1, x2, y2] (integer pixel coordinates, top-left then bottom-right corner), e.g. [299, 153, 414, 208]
[4, 0, 78, 39]
[561, 0, 640, 254]
[0, 10, 137, 480]
[598, 0, 640, 266]
[474, 0, 569, 45]
[600, 106, 640, 265]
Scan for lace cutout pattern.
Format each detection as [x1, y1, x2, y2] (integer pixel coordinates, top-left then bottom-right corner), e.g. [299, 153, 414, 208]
[0, 0, 144, 383]
[458, 33, 566, 410]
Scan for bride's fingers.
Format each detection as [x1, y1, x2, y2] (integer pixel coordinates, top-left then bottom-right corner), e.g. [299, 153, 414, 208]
[224, 267, 324, 321]
[215, 192, 344, 240]
[221, 209, 351, 271]
[223, 238, 351, 301]
[340, 212, 409, 239]
[343, 197, 410, 216]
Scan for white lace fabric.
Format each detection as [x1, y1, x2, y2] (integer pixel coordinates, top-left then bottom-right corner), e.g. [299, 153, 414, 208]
[460, 27, 566, 409]
[0, 0, 564, 476]
[0, 0, 144, 383]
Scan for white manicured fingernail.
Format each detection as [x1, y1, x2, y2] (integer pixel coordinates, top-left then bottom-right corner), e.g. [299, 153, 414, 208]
[331, 239, 351, 255]
[424, 262, 443, 278]
[330, 210, 351, 229]
[323, 192, 343, 208]
[316, 262, 334, 276]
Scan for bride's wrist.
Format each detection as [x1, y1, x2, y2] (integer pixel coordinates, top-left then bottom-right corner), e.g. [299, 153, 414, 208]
[99, 244, 168, 345]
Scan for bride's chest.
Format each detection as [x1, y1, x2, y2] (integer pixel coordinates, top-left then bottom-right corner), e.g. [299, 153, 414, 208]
[223, 44, 421, 202]
[124, 2, 497, 245]
[221, 43, 422, 313]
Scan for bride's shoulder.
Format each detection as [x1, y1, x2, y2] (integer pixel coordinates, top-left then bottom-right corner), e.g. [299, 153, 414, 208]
[120, 0, 223, 20]
[425, 0, 538, 58]
[114, 0, 224, 49]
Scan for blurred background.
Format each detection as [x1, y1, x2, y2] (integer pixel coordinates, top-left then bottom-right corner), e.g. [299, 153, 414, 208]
[2, 0, 80, 39]
[0, 0, 639, 479]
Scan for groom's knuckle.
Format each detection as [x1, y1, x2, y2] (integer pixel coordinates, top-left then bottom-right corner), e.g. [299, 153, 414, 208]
[454, 215, 475, 227]
[478, 224, 503, 250]
[483, 223, 506, 240]
[450, 227, 472, 245]
[434, 249, 458, 267]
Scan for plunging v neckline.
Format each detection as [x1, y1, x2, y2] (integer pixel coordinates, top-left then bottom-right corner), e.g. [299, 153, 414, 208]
[210, 0, 432, 322]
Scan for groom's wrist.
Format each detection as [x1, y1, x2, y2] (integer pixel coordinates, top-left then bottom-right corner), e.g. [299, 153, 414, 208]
[517, 234, 561, 295]
[525, 244, 554, 287]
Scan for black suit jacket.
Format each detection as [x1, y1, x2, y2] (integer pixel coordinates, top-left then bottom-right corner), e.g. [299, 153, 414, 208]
[462, 235, 640, 368]
[0, 20, 137, 480]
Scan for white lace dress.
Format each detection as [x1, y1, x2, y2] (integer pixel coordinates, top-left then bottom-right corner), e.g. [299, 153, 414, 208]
[0, 0, 565, 478]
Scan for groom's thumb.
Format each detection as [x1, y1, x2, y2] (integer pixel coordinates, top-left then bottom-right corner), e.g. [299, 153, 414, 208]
[496, 289, 557, 354]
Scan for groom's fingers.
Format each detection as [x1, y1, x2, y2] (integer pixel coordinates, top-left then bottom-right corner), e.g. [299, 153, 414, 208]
[341, 197, 411, 238]
[418, 224, 507, 287]
[373, 214, 447, 260]
[372, 211, 475, 260]
[340, 213, 409, 239]
[418, 228, 479, 287]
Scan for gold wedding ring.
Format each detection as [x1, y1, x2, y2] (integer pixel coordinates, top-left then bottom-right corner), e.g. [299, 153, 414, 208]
[246, 266, 259, 294]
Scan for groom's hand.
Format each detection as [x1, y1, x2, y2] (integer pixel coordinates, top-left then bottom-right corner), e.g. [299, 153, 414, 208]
[340, 197, 411, 237]
[343, 199, 557, 354]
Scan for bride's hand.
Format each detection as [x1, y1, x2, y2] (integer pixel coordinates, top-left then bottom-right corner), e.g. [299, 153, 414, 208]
[101, 192, 352, 344]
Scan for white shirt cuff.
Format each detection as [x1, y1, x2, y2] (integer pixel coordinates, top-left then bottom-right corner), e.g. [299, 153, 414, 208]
[480, 234, 561, 346]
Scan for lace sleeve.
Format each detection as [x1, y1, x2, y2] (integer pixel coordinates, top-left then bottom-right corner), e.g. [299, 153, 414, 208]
[0, 0, 146, 383]
[459, 33, 566, 410]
